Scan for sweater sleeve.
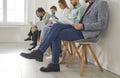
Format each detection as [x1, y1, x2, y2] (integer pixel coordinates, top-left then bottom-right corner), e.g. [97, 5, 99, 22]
[83, 1, 108, 31]
[43, 13, 50, 25]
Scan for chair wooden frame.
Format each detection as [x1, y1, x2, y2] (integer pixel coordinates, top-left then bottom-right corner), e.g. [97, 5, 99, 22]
[60, 41, 74, 64]
[61, 41, 103, 76]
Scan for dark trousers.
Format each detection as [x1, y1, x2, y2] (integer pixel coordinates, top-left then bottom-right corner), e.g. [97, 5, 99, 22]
[28, 27, 33, 37]
[27, 27, 41, 47]
[32, 30, 41, 47]
[38, 23, 84, 64]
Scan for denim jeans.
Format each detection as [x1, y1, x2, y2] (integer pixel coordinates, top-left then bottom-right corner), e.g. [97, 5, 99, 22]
[38, 23, 84, 64]
[40, 25, 51, 40]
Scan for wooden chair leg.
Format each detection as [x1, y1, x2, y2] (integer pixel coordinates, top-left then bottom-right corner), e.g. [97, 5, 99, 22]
[45, 46, 51, 56]
[69, 42, 73, 55]
[72, 42, 76, 49]
[60, 42, 69, 64]
[63, 41, 71, 55]
[84, 45, 88, 64]
[61, 41, 66, 49]
[66, 44, 81, 67]
[66, 46, 71, 55]
[72, 42, 81, 61]
[80, 45, 86, 76]
[60, 51, 67, 64]
[76, 50, 81, 62]
[87, 44, 103, 72]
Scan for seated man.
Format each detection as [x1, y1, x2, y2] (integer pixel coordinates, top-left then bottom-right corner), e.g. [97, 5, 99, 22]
[20, 0, 108, 72]
[24, 8, 50, 50]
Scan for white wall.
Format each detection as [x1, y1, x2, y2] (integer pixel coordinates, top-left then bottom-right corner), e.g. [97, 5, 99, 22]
[86, 0, 120, 75]
[95, 0, 120, 75]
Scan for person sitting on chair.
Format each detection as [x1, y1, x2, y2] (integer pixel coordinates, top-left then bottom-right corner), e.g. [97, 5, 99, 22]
[20, 0, 108, 72]
[39, 6, 58, 43]
[21, 0, 85, 56]
[24, 8, 50, 51]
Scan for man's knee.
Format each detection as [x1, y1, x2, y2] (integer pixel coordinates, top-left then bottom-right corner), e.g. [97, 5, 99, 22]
[52, 23, 62, 28]
[51, 23, 63, 31]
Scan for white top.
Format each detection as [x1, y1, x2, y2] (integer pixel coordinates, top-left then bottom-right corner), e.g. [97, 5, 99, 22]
[34, 12, 50, 30]
[59, 8, 73, 24]
[55, 8, 73, 25]
[35, 17, 45, 30]
[35, 17, 40, 23]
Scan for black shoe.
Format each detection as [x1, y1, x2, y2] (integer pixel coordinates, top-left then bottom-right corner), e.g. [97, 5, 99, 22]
[24, 37, 31, 41]
[20, 50, 43, 62]
[28, 46, 36, 51]
[30, 43, 34, 46]
[40, 63, 60, 72]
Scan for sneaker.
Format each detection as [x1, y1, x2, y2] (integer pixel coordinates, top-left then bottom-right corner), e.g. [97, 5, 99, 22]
[24, 37, 31, 41]
[28, 46, 36, 51]
[30, 43, 34, 46]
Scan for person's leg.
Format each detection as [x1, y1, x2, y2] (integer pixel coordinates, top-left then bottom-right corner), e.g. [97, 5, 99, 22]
[28, 30, 39, 50]
[38, 23, 73, 53]
[38, 30, 41, 39]
[40, 28, 84, 72]
[24, 27, 33, 41]
[28, 28, 33, 37]
[20, 23, 73, 61]
[52, 28, 84, 64]
[40, 26, 51, 43]
[37, 30, 41, 42]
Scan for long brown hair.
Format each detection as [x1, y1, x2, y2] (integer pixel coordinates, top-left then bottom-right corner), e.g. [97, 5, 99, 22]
[58, 0, 69, 9]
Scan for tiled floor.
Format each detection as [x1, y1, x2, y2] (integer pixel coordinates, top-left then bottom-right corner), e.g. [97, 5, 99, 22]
[0, 43, 120, 78]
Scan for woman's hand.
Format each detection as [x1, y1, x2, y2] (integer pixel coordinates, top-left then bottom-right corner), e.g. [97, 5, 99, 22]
[73, 23, 83, 30]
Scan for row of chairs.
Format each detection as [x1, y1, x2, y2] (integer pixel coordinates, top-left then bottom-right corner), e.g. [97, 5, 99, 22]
[60, 38, 103, 76]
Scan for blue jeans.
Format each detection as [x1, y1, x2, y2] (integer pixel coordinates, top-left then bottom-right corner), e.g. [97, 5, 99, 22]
[38, 23, 84, 64]
[40, 25, 51, 40]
